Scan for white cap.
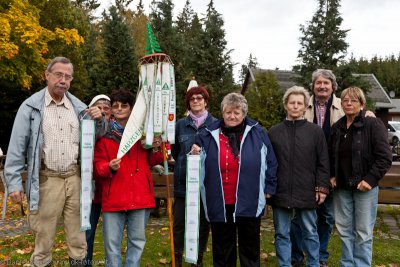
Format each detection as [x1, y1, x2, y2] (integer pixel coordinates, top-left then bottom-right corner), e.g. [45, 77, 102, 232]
[89, 94, 111, 107]
[187, 79, 198, 91]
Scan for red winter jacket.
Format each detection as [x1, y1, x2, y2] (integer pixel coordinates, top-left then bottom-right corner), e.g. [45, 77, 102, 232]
[94, 135, 163, 212]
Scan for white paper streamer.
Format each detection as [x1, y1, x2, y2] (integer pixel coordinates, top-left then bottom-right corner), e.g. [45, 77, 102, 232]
[145, 63, 156, 146]
[80, 119, 95, 231]
[184, 154, 201, 264]
[161, 62, 171, 142]
[153, 62, 163, 134]
[167, 64, 176, 144]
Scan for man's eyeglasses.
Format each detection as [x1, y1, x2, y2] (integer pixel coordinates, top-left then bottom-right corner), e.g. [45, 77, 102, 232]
[190, 96, 204, 102]
[50, 72, 73, 81]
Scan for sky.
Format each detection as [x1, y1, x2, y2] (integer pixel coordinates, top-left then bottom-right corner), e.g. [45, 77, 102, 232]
[98, 0, 400, 79]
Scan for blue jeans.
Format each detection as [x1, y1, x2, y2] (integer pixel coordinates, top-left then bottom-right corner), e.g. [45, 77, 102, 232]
[85, 203, 102, 267]
[273, 207, 320, 267]
[291, 194, 334, 263]
[333, 187, 378, 267]
[102, 209, 151, 267]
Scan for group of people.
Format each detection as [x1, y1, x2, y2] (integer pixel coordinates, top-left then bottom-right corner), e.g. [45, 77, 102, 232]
[3, 56, 392, 267]
[4, 57, 163, 267]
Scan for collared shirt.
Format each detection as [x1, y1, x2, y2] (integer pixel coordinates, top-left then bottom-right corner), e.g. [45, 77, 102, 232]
[315, 98, 329, 127]
[42, 89, 79, 172]
[219, 132, 240, 205]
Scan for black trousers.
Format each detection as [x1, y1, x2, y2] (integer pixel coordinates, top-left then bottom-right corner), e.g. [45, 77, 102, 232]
[173, 197, 210, 253]
[211, 205, 261, 267]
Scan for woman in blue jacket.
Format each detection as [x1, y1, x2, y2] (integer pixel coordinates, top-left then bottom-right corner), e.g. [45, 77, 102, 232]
[192, 92, 278, 267]
[171, 86, 216, 266]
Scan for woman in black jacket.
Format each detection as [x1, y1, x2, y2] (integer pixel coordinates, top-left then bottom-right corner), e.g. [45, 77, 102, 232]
[330, 86, 392, 266]
[269, 86, 330, 267]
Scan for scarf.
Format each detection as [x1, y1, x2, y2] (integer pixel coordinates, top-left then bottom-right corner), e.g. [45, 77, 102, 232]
[221, 121, 246, 159]
[110, 119, 125, 139]
[188, 110, 208, 129]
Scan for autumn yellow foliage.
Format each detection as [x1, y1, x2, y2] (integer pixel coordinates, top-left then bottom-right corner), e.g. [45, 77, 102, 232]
[0, 0, 84, 89]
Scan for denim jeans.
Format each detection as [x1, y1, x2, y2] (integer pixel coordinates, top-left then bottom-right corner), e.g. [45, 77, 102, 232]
[102, 209, 151, 267]
[333, 187, 378, 267]
[291, 194, 334, 263]
[273, 207, 320, 267]
[85, 203, 102, 267]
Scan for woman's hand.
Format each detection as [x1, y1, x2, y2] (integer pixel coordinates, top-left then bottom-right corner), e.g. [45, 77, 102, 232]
[357, 180, 372, 191]
[330, 177, 337, 188]
[316, 192, 327, 205]
[109, 158, 122, 171]
[191, 144, 201, 155]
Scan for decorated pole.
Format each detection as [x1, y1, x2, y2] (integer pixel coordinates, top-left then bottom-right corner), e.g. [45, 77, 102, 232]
[117, 22, 176, 266]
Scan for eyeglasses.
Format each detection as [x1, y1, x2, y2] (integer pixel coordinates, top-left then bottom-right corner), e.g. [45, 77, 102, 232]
[342, 98, 360, 104]
[190, 96, 204, 102]
[50, 72, 73, 81]
[111, 103, 130, 109]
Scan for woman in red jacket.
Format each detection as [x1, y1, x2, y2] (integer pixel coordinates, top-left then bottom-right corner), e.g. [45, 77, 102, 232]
[94, 88, 163, 267]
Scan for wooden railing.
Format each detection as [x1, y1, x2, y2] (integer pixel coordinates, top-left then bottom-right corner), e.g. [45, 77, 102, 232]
[1, 156, 399, 204]
[378, 162, 400, 204]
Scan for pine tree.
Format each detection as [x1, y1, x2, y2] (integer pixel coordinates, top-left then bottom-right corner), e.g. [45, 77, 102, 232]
[245, 71, 284, 130]
[197, 0, 235, 116]
[97, 5, 138, 94]
[293, 0, 349, 88]
[149, 0, 186, 116]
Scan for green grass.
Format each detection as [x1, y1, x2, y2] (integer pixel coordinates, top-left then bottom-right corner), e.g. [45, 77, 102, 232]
[1, 196, 400, 266]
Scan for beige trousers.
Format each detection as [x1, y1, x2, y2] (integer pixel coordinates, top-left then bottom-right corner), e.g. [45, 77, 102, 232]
[29, 167, 87, 266]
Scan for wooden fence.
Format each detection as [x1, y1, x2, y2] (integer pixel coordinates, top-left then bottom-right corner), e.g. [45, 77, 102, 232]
[1, 156, 399, 205]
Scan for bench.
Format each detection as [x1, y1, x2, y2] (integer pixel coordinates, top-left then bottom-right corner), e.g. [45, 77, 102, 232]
[152, 172, 174, 199]
[378, 162, 400, 204]
[1, 154, 398, 204]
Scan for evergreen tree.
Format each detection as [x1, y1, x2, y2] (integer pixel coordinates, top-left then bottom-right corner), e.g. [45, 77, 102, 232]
[293, 0, 349, 88]
[149, 0, 187, 116]
[123, 0, 148, 59]
[197, 0, 235, 116]
[347, 54, 400, 96]
[97, 5, 138, 94]
[245, 71, 284, 130]
[239, 54, 259, 85]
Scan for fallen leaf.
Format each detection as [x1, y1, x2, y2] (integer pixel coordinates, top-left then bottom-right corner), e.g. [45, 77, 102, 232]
[159, 258, 168, 265]
[389, 264, 399, 267]
[16, 248, 27, 254]
[269, 252, 276, 257]
[261, 252, 268, 261]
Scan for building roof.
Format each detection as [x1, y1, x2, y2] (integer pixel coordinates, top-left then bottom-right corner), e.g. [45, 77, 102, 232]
[389, 99, 400, 113]
[242, 68, 395, 109]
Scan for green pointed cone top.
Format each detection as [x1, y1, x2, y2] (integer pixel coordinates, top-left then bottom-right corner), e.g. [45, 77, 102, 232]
[145, 22, 162, 55]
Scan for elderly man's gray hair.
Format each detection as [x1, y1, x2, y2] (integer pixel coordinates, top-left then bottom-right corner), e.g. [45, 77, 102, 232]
[283, 86, 310, 106]
[311, 69, 338, 91]
[46, 57, 74, 74]
[221, 92, 248, 117]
